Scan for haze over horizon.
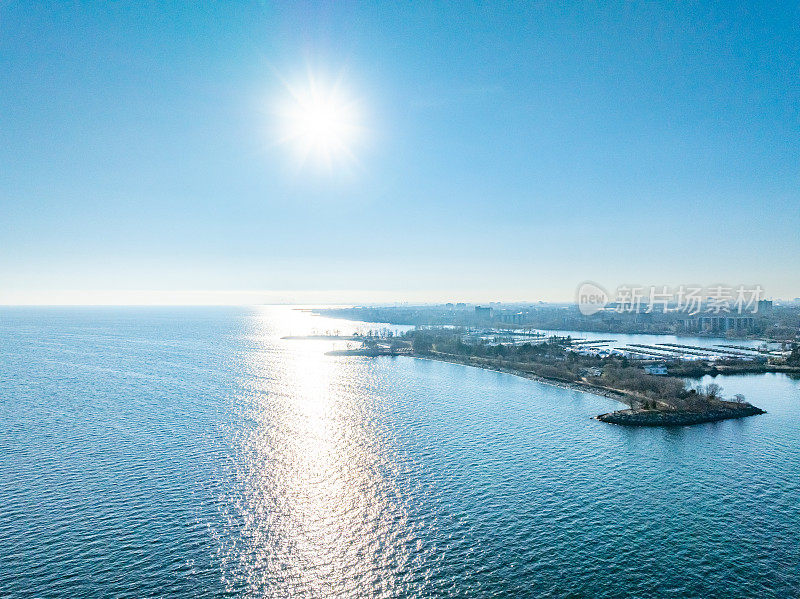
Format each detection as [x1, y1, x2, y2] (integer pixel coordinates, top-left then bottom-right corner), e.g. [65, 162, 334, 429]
[2, 2, 798, 305]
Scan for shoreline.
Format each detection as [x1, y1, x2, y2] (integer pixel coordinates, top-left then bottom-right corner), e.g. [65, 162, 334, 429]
[327, 347, 635, 404]
[409, 351, 636, 406]
[327, 347, 766, 427]
[416, 352, 767, 426]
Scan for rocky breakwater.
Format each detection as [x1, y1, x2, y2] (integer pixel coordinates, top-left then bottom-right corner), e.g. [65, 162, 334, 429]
[596, 402, 766, 426]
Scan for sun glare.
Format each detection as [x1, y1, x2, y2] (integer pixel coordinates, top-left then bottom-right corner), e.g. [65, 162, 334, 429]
[277, 74, 363, 170]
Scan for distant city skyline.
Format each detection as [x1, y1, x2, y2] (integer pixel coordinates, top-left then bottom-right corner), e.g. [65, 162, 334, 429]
[2, 2, 798, 304]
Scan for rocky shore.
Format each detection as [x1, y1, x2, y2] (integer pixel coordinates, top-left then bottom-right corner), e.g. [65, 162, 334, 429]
[318, 344, 767, 427]
[596, 404, 766, 426]
[412, 351, 635, 403]
[411, 352, 765, 427]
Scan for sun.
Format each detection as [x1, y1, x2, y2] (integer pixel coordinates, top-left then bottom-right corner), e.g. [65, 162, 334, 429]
[290, 94, 354, 154]
[276, 73, 363, 170]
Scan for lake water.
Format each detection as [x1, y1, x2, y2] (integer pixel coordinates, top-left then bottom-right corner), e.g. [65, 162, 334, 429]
[1, 307, 798, 598]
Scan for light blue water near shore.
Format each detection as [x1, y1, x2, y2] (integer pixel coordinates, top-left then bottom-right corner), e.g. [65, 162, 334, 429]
[1, 307, 798, 598]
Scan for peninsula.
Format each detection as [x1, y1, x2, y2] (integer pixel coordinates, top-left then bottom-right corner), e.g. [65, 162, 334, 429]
[292, 326, 767, 427]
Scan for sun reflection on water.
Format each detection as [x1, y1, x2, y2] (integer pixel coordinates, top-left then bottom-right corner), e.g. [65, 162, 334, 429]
[217, 307, 416, 597]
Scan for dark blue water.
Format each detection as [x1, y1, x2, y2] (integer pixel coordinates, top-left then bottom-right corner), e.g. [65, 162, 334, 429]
[1, 307, 798, 598]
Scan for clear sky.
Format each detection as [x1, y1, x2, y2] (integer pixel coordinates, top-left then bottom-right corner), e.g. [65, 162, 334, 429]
[1, 2, 798, 304]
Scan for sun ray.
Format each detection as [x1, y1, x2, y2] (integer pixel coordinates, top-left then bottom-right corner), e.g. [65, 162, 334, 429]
[274, 70, 364, 173]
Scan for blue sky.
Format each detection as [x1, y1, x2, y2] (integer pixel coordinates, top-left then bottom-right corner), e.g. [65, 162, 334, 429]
[1, 2, 798, 304]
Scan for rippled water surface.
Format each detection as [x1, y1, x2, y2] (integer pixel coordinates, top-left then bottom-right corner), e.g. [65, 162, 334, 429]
[1, 307, 798, 598]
